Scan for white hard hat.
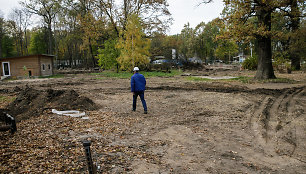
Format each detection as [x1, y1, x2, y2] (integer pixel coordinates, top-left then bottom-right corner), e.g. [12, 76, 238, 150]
[133, 67, 139, 71]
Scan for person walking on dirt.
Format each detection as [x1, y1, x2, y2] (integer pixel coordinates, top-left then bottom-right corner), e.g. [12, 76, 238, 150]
[131, 67, 148, 114]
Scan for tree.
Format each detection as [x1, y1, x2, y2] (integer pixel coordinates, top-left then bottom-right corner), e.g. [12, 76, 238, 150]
[6, 20, 21, 56]
[78, 12, 106, 67]
[29, 28, 48, 54]
[150, 32, 167, 58]
[215, 40, 238, 62]
[270, 0, 305, 70]
[286, 0, 305, 70]
[22, 0, 62, 54]
[0, 14, 4, 58]
[95, 0, 120, 36]
[8, 8, 32, 56]
[178, 23, 195, 60]
[163, 35, 181, 60]
[1, 35, 15, 58]
[289, 19, 306, 64]
[193, 22, 207, 61]
[221, 0, 285, 79]
[96, 39, 119, 70]
[194, 21, 219, 63]
[149, 32, 178, 60]
[96, 0, 172, 36]
[117, 13, 151, 71]
[0, 15, 17, 58]
[55, 0, 86, 68]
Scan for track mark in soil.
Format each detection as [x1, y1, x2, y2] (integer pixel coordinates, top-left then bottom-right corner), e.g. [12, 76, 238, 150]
[149, 125, 213, 173]
[249, 86, 306, 161]
[147, 84, 292, 96]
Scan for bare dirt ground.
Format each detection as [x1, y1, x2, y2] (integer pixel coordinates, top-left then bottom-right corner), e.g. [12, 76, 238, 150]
[0, 69, 306, 173]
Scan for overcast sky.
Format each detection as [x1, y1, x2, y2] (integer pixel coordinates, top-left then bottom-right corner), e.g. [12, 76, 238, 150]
[0, 0, 224, 35]
[167, 0, 224, 35]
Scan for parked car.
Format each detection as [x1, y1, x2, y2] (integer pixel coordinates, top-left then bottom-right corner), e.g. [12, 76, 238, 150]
[152, 59, 171, 64]
[215, 60, 223, 63]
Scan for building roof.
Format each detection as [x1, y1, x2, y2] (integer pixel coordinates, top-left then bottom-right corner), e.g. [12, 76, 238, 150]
[0, 54, 55, 60]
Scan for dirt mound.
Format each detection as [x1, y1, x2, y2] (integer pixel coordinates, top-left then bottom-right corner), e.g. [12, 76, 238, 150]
[6, 87, 98, 122]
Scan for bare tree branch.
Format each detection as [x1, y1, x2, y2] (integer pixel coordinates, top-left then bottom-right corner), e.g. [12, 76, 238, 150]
[196, 0, 213, 7]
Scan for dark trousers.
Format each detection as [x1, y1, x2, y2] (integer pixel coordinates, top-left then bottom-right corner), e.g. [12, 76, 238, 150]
[133, 91, 147, 111]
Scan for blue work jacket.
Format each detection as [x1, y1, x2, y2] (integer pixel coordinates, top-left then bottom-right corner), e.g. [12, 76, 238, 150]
[131, 73, 146, 92]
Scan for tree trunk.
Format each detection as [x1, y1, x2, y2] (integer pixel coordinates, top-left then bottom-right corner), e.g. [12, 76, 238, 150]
[15, 37, 20, 56]
[68, 45, 72, 68]
[255, 35, 275, 79]
[19, 32, 23, 56]
[88, 37, 96, 67]
[290, 50, 300, 70]
[47, 23, 53, 54]
[0, 34, 2, 57]
[289, 0, 300, 70]
[255, 8, 276, 79]
[123, 0, 129, 32]
[0, 20, 3, 58]
[24, 30, 28, 55]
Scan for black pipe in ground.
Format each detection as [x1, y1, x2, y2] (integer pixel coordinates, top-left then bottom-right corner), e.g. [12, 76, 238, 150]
[82, 140, 96, 174]
[0, 112, 16, 134]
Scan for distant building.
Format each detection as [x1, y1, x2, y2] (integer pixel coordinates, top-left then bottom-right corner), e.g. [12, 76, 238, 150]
[233, 53, 246, 63]
[0, 54, 54, 78]
[172, 49, 176, 59]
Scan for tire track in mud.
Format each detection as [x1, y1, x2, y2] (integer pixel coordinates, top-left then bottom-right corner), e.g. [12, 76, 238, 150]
[249, 86, 306, 162]
[147, 84, 290, 96]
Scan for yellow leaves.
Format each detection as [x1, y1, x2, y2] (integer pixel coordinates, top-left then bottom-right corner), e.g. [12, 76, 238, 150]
[117, 14, 151, 71]
[222, 0, 286, 41]
[1, 110, 140, 173]
[78, 12, 106, 51]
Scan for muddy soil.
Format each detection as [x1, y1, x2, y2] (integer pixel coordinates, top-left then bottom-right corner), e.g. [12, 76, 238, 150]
[0, 70, 305, 173]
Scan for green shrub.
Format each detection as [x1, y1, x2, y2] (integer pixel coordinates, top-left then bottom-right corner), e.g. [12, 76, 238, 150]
[273, 55, 291, 73]
[89, 70, 182, 79]
[242, 56, 258, 70]
[301, 63, 306, 72]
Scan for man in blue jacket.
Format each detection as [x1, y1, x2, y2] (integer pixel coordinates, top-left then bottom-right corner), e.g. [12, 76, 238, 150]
[131, 67, 148, 114]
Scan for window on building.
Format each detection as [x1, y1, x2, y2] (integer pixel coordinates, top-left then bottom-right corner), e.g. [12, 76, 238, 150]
[42, 64, 45, 71]
[48, 64, 51, 70]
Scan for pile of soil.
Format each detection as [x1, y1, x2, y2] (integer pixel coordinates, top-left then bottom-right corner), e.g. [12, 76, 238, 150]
[0, 109, 8, 122]
[5, 87, 98, 122]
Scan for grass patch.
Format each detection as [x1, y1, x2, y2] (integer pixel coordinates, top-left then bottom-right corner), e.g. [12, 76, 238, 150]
[0, 95, 16, 104]
[187, 75, 298, 84]
[143, 70, 182, 77]
[230, 76, 254, 83]
[186, 77, 214, 82]
[90, 71, 132, 79]
[187, 76, 253, 83]
[260, 78, 297, 83]
[228, 73, 298, 84]
[90, 70, 182, 79]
